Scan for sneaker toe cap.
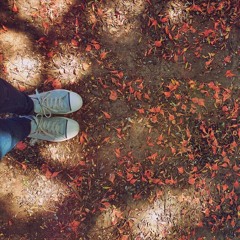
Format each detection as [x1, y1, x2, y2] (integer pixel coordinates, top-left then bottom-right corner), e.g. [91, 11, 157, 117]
[67, 119, 80, 139]
[69, 92, 83, 112]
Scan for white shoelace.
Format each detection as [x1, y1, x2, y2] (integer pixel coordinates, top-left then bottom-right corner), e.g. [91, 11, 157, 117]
[33, 116, 65, 138]
[34, 90, 67, 118]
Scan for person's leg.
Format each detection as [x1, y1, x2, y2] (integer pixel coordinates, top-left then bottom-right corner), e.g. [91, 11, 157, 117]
[0, 78, 34, 115]
[0, 117, 31, 159]
[0, 78, 83, 116]
[0, 115, 80, 159]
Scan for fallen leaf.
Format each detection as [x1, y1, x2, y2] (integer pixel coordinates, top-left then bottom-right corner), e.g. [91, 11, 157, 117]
[102, 111, 111, 119]
[12, 3, 18, 12]
[109, 90, 118, 101]
[178, 167, 184, 174]
[15, 141, 27, 151]
[188, 177, 195, 185]
[155, 40, 162, 47]
[52, 79, 62, 89]
[71, 39, 78, 47]
[100, 51, 108, 60]
[225, 70, 236, 77]
[109, 173, 115, 184]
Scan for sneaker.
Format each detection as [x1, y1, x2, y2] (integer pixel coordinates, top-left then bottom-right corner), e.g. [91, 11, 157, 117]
[29, 89, 83, 116]
[28, 116, 80, 142]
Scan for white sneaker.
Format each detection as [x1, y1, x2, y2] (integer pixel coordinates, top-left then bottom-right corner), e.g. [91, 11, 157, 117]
[29, 89, 83, 116]
[28, 116, 80, 142]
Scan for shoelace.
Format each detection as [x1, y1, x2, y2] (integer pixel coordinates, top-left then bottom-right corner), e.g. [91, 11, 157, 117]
[34, 89, 67, 118]
[33, 116, 65, 138]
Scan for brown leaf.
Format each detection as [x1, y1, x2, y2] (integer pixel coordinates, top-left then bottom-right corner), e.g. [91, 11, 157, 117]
[109, 173, 115, 184]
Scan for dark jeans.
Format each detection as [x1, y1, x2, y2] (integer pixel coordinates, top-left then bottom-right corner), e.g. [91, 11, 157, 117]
[0, 78, 34, 159]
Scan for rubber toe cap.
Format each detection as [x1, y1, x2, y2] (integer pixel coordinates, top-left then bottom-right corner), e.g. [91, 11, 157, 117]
[66, 119, 80, 140]
[69, 92, 83, 112]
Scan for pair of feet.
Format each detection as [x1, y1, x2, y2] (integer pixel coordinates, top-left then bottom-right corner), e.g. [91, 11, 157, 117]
[27, 89, 82, 142]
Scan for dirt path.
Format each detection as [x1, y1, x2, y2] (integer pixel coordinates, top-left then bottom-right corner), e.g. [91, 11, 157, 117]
[0, 0, 239, 239]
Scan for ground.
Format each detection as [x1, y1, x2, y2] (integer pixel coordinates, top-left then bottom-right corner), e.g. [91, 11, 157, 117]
[0, 0, 239, 239]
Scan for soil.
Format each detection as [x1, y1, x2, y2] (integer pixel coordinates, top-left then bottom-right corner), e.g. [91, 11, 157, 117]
[0, 0, 239, 239]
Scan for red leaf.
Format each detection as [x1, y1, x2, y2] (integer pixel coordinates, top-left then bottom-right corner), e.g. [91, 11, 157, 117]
[191, 97, 205, 107]
[69, 220, 80, 233]
[109, 90, 118, 101]
[164, 91, 171, 98]
[71, 39, 78, 47]
[100, 51, 108, 60]
[86, 45, 92, 52]
[52, 79, 62, 89]
[154, 40, 162, 47]
[51, 171, 62, 178]
[102, 111, 111, 119]
[188, 177, 195, 185]
[225, 70, 236, 78]
[191, 4, 202, 12]
[147, 152, 158, 161]
[168, 113, 175, 121]
[224, 56, 231, 63]
[233, 180, 239, 189]
[15, 141, 27, 151]
[178, 167, 184, 174]
[12, 3, 18, 12]
[47, 51, 54, 58]
[115, 148, 121, 158]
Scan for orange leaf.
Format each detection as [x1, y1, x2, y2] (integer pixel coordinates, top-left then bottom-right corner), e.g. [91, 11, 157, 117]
[102, 111, 111, 119]
[225, 70, 236, 78]
[109, 90, 118, 101]
[169, 113, 175, 121]
[115, 148, 121, 158]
